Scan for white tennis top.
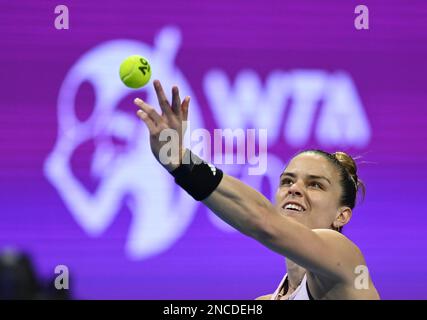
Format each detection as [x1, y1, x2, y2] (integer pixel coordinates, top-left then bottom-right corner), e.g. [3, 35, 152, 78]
[270, 273, 313, 300]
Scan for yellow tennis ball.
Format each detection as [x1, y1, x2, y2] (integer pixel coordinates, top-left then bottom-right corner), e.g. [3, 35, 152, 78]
[119, 55, 152, 89]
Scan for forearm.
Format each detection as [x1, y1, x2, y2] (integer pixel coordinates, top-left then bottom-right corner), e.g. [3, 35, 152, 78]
[168, 148, 275, 238]
[202, 173, 273, 238]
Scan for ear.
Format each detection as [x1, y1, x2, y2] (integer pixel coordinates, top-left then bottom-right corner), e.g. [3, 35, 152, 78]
[333, 207, 352, 229]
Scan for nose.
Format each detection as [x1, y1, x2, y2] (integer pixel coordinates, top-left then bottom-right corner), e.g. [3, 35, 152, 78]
[287, 181, 303, 197]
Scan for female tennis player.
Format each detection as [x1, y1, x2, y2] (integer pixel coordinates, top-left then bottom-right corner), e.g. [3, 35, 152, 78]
[134, 80, 380, 300]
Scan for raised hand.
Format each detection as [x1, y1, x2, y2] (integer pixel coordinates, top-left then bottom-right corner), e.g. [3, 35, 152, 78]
[134, 80, 190, 171]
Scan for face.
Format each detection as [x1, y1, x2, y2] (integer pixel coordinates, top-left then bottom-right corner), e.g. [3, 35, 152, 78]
[275, 152, 349, 230]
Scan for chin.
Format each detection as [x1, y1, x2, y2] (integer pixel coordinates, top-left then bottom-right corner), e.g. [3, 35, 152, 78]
[281, 210, 307, 223]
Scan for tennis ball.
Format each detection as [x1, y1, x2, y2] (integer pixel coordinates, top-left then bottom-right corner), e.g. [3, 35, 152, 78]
[119, 55, 152, 89]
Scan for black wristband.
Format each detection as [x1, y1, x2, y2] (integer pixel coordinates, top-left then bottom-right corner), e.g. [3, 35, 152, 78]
[170, 150, 223, 201]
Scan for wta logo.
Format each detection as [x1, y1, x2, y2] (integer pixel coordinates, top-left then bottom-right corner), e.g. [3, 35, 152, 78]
[44, 26, 371, 260]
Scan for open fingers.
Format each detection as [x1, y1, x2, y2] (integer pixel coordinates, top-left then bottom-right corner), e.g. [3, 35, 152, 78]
[153, 80, 173, 118]
[134, 98, 163, 125]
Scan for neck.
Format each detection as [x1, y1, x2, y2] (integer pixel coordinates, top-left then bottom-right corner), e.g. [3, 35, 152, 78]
[285, 258, 306, 290]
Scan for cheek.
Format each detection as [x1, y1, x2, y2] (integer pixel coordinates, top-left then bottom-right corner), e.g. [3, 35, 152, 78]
[309, 193, 338, 216]
[274, 188, 283, 203]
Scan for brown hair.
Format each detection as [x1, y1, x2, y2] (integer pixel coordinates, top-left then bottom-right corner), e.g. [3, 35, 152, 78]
[298, 150, 366, 232]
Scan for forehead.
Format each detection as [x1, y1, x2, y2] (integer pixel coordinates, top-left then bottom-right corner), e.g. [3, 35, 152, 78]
[283, 153, 338, 180]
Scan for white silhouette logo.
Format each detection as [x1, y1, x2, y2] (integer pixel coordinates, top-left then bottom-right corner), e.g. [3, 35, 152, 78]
[44, 27, 205, 259]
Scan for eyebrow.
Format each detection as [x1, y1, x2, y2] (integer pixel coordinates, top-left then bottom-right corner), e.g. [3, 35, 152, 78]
[280, 172, 332, 185]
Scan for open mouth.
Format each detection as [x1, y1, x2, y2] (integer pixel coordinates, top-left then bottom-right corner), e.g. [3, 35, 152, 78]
[282, 202, 306, 213]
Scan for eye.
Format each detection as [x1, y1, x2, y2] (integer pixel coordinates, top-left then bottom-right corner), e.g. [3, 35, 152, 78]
[281, 178, 294, 186]
[309, 181, 323, 189]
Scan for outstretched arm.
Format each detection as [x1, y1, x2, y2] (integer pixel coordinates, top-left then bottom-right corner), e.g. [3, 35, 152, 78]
[203, 174, 363, 283]
[134, 80, 364, 284]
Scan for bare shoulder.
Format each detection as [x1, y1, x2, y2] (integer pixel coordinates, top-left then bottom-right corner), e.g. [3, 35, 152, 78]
[255, 294, 273, 300]
[312, 229, 365, 263]
[310, 229, 380, 299]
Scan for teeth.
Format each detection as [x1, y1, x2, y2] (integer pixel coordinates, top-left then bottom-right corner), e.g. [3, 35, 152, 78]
[284, 203, 304, 212]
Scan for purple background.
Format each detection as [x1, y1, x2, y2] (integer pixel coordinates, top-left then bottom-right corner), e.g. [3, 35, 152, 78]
[1, 0, 427, 299]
